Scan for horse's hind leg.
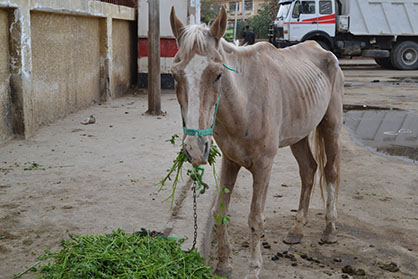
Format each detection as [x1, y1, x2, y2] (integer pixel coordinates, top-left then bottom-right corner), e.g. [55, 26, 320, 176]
[318, 106, 342, 244]
[213, 156, 241, 276]
[319, 128, 340, 243]
[284, 137, 317, 244]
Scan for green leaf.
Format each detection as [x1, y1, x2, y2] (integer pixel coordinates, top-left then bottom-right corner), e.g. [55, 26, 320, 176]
[222, 216, 230, 225]
[23, 229, 225, 279]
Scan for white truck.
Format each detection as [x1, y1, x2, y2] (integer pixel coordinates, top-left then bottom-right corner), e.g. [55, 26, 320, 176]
[268, 0, 418, 70]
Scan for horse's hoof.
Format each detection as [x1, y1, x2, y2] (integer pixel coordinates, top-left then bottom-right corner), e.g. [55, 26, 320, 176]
[245, 269, 260, 279]
[214, 266, 232, 277]
[320, 232, 338, 244]
[283, 233, 303, 244]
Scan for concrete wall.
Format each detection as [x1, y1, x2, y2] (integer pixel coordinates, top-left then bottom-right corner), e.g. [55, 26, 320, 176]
[31, 12, 102, 127]
[0, 9, 12, 142]
[138, 0, 188, 37]
[0, 0, 136, 143]
[112, 19, 135, 98]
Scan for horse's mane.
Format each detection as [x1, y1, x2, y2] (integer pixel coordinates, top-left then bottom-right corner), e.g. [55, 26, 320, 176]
[179, 24, 208, 55]
[178, 24, 262, 56]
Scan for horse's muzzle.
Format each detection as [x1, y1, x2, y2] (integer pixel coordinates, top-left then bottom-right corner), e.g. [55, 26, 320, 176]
[183, 136, 210, 166]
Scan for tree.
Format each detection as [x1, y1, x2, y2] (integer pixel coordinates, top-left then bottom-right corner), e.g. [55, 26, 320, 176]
[267, 0, 279, 21]
[201, 0, 220, 24]
[246, 2, 275, 39]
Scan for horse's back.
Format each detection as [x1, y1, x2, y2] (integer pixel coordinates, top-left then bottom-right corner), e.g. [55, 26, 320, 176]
[263, 41, 343, 147]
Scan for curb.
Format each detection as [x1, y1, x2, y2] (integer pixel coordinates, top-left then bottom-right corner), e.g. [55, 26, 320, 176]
[339, 59, 377, 66]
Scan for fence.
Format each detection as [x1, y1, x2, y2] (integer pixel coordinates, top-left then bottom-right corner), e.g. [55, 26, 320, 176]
[96, 0, 137, 8]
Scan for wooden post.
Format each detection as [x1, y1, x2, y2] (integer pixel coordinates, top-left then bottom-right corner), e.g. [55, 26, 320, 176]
[146, 0, 162, 115]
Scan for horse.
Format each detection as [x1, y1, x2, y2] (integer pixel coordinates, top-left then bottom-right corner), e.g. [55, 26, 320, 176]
[169, 6, 344, 279]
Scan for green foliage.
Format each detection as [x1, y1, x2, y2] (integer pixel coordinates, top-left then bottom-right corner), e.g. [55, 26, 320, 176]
[156, 148, 188, 208]
[157, 135, 229, 225]
[241, 0, 278, 39]
[245, 2, 274, 39]
[24, 162, 45, 171]
[224, 28, 234, 42]
[166, 134, 179, 145]
[201, 0, 220, 24]
[267, 0, 280, 21]
[21, 229, 224, 279]
[156, 136, 221, 207]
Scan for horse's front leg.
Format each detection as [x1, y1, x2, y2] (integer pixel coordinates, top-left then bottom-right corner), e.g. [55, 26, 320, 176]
[246, 159, 274, 279]
[213, 156, 241, 277]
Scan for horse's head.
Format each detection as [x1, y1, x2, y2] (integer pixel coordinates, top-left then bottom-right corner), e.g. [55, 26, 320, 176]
[170, 6, 227, 166]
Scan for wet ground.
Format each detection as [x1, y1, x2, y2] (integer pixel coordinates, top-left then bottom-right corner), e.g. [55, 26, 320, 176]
[343, 105, 418, 163]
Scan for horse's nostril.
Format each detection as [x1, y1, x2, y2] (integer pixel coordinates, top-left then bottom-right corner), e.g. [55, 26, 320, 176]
[184, 148, 192, 163]
[203, 141, 210, 161]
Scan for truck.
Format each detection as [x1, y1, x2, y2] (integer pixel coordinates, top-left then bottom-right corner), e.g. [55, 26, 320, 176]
[268, 0, 418, 70]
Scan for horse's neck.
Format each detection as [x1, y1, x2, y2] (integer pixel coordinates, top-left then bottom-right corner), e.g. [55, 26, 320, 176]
[217, 42, 247, 131]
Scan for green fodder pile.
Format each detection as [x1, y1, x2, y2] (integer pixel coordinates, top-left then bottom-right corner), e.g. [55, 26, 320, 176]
[27, 229, 223, 279]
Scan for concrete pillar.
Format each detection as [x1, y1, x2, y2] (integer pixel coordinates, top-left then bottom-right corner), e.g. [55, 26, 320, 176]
[100, 16, 113, 101]
[8, 4, 34, 138]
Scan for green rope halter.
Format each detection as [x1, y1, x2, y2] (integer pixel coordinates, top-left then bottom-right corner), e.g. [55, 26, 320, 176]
[181, 63, 237, 138]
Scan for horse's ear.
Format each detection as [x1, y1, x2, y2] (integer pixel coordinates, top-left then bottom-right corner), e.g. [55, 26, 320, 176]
[210, 6, 227, 41]
[170, 6, 184, 41]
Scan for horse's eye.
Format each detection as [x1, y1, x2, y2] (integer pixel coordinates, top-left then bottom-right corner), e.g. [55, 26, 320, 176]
[215, 73, 222, 82]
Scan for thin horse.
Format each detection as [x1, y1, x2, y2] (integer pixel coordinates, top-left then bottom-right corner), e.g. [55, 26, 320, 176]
[170, 6, 344, 279]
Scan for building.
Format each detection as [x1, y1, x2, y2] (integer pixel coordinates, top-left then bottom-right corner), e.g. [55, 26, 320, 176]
[0, 0, 136, 142]
[214, 0, 270, 22]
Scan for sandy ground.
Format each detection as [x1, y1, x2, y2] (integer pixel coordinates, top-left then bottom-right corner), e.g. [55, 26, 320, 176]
[208, 62, 418, 279]
[0, 61, 417, 279]
[0, 92, 193, 278]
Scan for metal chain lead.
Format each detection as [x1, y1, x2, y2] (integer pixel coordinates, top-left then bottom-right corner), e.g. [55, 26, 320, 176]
[186, 181, 198, 253]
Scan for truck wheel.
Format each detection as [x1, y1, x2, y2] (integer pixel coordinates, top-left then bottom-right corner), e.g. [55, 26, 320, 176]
[374, 57, 394, 69]
[391, 41, 418, 70]
[316, 40, 330, 51]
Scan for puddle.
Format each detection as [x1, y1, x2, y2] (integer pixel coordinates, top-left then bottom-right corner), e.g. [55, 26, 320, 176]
[343, 105, 418, 163]
[390, 76, 418, 83]
[345, 76, 418, 89]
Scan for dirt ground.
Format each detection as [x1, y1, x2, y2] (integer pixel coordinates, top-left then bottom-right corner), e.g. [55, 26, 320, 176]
[208, 61, 418, 279]
[0, 60, 417, 279]
[0, 92, 187, 278]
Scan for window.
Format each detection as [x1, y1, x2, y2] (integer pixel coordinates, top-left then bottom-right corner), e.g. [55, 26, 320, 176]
[293, 0, 315, 18]
[319, 1, 332, 14]
[229, 2, 238, 12]
[245, 0, 253, 11]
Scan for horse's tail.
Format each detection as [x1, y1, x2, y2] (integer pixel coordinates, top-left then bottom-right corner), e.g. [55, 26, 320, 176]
[313, 127, 341, 201]
[314, 51, 342, 201]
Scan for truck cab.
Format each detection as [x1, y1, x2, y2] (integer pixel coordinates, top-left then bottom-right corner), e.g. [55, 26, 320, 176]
[271, 0, 336, 50]
[269, 0, 418, 70]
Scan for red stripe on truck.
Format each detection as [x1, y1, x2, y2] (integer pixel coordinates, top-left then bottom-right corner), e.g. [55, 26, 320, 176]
[285, 20, 335, 25]
[301, 14, 336, 22]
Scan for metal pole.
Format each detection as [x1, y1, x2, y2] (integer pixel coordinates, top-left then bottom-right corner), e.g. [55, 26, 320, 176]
[196, 0, 201, 24]
[147, 0, 162, 115]
[233, 2, 238, 41]
[242, 0, 245, 22]
[189, 0, 196, 24]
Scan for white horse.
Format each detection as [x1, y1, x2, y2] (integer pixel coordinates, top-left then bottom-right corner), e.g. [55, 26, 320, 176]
[170, 6, 344, 278]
